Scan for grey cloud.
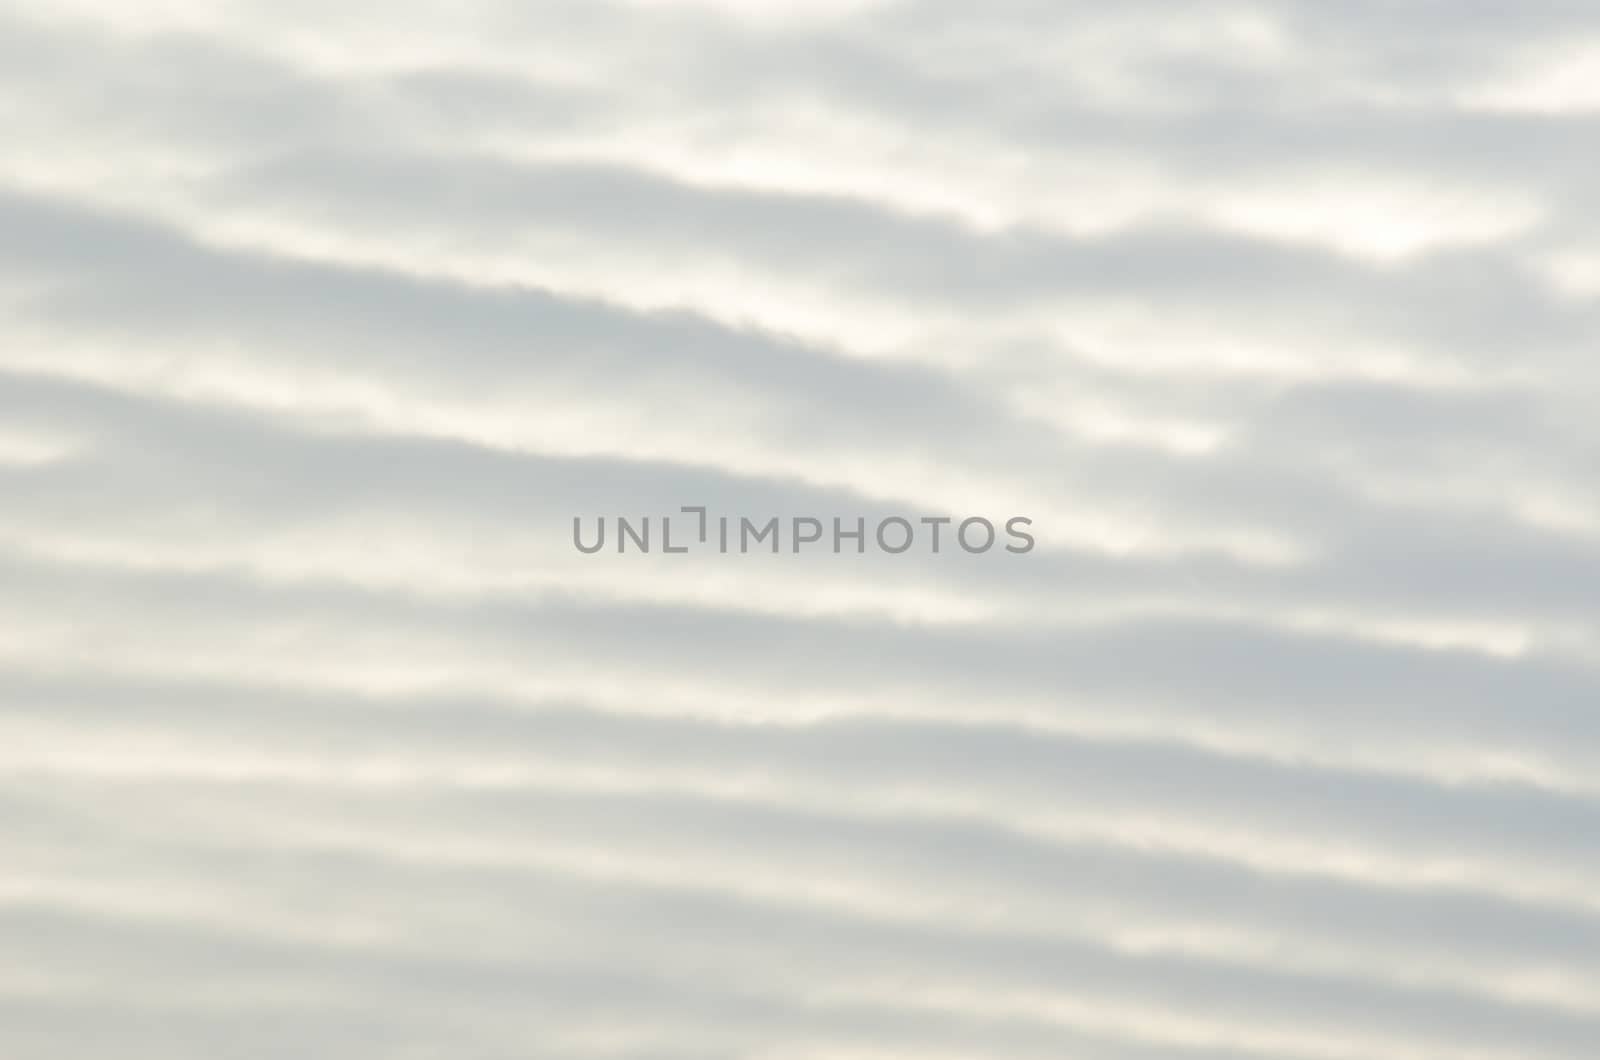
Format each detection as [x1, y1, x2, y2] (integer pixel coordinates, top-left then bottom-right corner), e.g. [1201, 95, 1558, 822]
[5, 1, 1600, 1056]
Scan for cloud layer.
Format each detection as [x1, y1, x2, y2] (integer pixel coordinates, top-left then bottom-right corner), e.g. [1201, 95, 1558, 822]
[4, 1, 1600, 1057]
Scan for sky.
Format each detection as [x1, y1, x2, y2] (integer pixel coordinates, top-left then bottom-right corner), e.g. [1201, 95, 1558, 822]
[3, 1, 1600, 1057]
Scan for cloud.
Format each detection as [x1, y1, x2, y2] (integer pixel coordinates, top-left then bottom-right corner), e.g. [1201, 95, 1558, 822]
[4, 1, 1600, 1058]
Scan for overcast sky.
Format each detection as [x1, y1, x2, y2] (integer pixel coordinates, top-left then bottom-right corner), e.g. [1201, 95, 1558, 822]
[4, 1, 1600, 1057]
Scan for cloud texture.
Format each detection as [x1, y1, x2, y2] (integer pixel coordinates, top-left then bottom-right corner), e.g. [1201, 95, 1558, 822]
[3, 1, 1600, 1057]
